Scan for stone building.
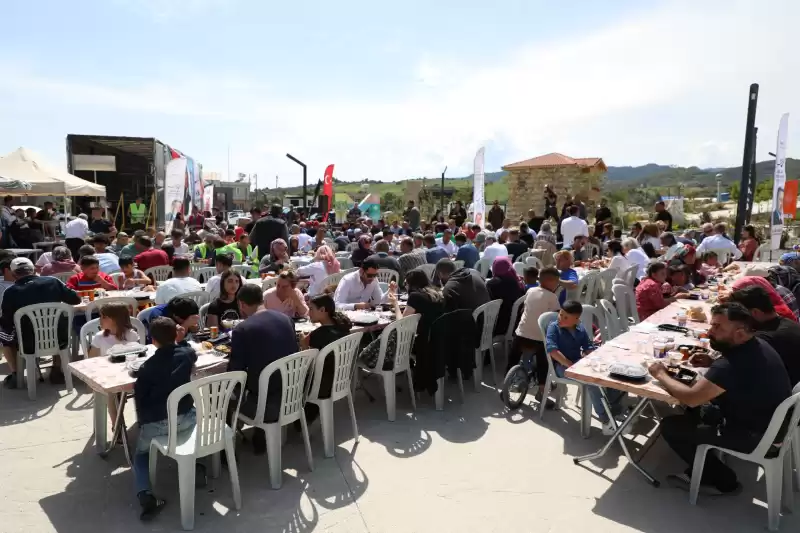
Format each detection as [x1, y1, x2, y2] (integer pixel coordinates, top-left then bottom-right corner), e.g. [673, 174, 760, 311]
[501, 153, 607, 221]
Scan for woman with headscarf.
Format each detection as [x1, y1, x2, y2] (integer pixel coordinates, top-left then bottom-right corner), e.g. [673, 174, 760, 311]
[486, 256, 525, 336]
[41, 246, 81, 276]
[258, 238, 291, 274]
[726, 276, 798, 321]
[350, 234, 374, 268]
[534, 222, 557, 246]
[669, 243, 706, 286]
[297, 245, 341, 297]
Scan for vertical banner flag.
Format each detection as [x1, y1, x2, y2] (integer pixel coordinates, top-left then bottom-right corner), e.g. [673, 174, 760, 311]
[472, 147, 486, 228]
[770, 113, 790, 250]
[203, 184, 214, 213]
[164, 158, 187, 233]
[784, 180, 798, 220]
[322, 164, 334, 222]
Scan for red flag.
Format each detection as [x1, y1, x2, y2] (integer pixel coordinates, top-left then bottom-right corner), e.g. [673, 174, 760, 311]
[322, 164, 334, 222]
[784, 180, 798, 219]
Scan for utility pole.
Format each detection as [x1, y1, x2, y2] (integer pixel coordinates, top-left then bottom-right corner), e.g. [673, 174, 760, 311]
[440, 166, 447, 215]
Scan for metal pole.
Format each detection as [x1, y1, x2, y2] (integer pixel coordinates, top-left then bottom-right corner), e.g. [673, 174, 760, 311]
[734, 84, 759, 243]
[440, 166, 447, 216]
[286, 153, 307, 210]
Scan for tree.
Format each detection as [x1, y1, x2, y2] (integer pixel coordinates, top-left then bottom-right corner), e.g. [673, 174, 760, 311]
[380, 191, 403, 214]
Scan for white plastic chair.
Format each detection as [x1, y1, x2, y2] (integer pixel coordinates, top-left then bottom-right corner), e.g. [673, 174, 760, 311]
[536, 312, 587, 419]
[452, 260, 465, 269]
[46, 271, 75, 284]
[357, 314, 421, 421]
[689, 384, 800, 531]
[597, 299, 622, 340]
[473, 300, 502, 390]
[376, 269, 399, 284]
[191, 266, 217, 283]
[177, 290, 211, 307]
[259, 277, 278, 291]
[585, 242, 600, 259]
[306, 332, 364, 458]
[596, 269, 617, 302]
[237, 350, 318, 489]
[231, 264, 250, 278]
[525, 256, 544, 270]
[83, 296, 138, 321]
[415, 263, 436, 282]
[198, 303, 210, 329]
[79, 317, 146, 359]
[335, 251, 350, 258]
[576, 270, 600, 304]
[513, 262, 525, 277]
[474, 258, 491, 278]
[580, 304, 610, 343]
[338, 257, 354, 270]
[109, 271, 126, 289]
[517, 251, 532, 264]
[493, 295, 525, 364]
[145, 265, 173, 283]
[612, 283, 639, 328]
[346, 242, 359, 252]
[320, 270, 349, 288]
[621, 264, 639, 288]
[754, 242, 774, 262]
[149, 371, 246, 530]
[14, 303, 75, 400]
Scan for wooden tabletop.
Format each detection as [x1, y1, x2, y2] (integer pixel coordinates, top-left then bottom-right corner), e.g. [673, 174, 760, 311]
[565, 301, 714, 405]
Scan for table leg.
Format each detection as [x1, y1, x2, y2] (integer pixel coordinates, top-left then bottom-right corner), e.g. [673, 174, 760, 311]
[572, 395, 660, 487]
[580, 385, 591, 439]
[94, 391, 108, 455]
[109, 394, 133, 466]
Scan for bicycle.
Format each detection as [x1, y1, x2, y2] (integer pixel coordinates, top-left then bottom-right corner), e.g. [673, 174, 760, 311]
[500, 351, 537, 410]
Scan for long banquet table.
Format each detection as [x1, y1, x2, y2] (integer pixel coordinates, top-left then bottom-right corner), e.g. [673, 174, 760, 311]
[565, 300, 713, 486]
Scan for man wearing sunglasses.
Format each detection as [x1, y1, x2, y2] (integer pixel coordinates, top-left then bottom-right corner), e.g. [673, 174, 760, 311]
[333, 256, 390, 310]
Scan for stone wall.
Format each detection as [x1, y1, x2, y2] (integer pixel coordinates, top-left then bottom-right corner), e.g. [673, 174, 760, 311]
[506, 167, 605, 221]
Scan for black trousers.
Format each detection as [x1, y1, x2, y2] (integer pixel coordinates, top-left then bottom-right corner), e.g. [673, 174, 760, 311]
[661, 411, 761, 492]
[507, 335, 547, 385]
[65, 238, 85, 261]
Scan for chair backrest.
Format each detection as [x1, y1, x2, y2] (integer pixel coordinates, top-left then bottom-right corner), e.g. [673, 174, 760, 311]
[191, 266, 217, 283]
[261, 276, 279, 291]
[335, 251, 350, 258]
[231, 264, 250, 278]
[323, 238, 335, 247]
[536, 311, 559, 374]
[513, 262, 525, 277]
[321, 270, 349, 288]
[474, 299, 503, 351]
[254, 350, 318, 426]
[525, 256, 544, 269]
[83, 296, 138, 321]
[177, 290, 210, 307]
[338, 257, 354, 270]
[576, 270, 600, 304]
[109, 271, 126, 289]
[307, 332, 364, 402]
[374, 314, 422, 372]
[505, 295, 526, 340]
[748, 390, 800, 459]
[621, 264, 639, 287]
[597, 299, 622, 339]
[580, 304, 609, 343]
[376, 268, 399, 284]
[198, 302, 210, 329]
[145, 265, 173, 283]
[164, 371, 247, 455]
[346, 242, 359, 252]
[415, 263, 436, 282]
[474, 258, 491, 278]
[452, 260, 465, 269]
[13, 302, 75, 357]
[532, 245, 555, 267]
[80, 317, 146, 359]
[753, 242, 773, 262]
[517, 251, 532, 264]
[586, 242, 600, 259]
[46, 271, 75, 284]
[596, 268, 617, 302]
[612, 283, 639, 326]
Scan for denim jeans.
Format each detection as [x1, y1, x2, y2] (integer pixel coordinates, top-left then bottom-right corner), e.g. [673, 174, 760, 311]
[132, 409, 196, 495]
[554, 365, 624, 423]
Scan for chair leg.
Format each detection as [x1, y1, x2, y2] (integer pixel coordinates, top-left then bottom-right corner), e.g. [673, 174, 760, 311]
[346, 392, 359, 445]
[765, 461, 783, 531]
[538, 374, 552, 420]
[148, 444, 158, 491]
[793, 432, 800, 492]
[406, 371, 416, 412]
[435, 378, 444, 411]
[456, 369, 465, 402]
[26, 357, 36, 401]
[211, 452, 221, 479]
[473, 350, 482, 391]
[319, 399, 335, 458]
[383, 372, 397, 422]
[177, 457, 197, 530]
[17, 354, 25, 391]
[224, 436, 241, 510]
[60, 350, 73, 394]
[782, 454, 794, 514]
[299, 414, 314, 472]
[488, 346, 498, 387]
[689, 446, 710, 505]
[265, 425, 283, 489]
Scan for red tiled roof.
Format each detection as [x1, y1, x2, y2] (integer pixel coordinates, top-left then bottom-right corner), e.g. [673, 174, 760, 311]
[502, 152, 605, 170]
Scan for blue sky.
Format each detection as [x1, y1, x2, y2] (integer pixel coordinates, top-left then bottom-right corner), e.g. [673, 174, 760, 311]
[0, 0, 797, 188]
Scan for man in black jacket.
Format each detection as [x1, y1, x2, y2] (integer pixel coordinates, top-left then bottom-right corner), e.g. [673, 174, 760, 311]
[249, 204, 289, 261]
[372, 240, 402, 280]
[439, 262, 490, 312]
[1, 258, 81, 388]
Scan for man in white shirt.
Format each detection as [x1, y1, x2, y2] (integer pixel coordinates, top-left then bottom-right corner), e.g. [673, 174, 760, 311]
[622, 238, 649, 279]
[482, 235, 509, 264]
[90, 235, 121, 274]
[204, 252, 234, 300]
[154, 258, 202, 305]
[560, 205, 589, 247]
[65, 213, 90, 260]
[292, 224, 312, 252]
[333, 256, 387, 310]
[436, 228, 458, 256]
[696, 222, 742, 261]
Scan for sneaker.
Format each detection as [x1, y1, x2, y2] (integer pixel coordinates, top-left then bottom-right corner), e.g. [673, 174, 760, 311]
[666, 473, 742, 496]
[3, 373, 18, 389]
[534, 392, 556, 410]
[138, 491, 166, 521]
[601, 418, 631, 436]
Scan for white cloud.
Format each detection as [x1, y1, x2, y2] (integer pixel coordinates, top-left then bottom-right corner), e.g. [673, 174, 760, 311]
[0, 0, 797, 186]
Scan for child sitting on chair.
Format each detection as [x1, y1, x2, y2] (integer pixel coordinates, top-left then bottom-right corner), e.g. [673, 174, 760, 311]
[132, 317, 198, 521]
[698, 251, 721, 278]
[118, 256, 153, 290]
[523, 266, 539, 291]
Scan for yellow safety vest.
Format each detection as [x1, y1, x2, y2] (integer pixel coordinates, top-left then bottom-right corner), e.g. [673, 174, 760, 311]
[195, 243, 209, 259]
[129, 203, 146, 223]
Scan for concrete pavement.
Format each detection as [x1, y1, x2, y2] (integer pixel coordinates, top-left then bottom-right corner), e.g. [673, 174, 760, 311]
[1, 363, 797, 533]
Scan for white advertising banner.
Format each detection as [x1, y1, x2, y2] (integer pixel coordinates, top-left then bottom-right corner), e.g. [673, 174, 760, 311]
[472, 147, 486, 228]
[164, 158, 187, 233]
[770, 113, 790, 250]
[203, 184, 214, 213]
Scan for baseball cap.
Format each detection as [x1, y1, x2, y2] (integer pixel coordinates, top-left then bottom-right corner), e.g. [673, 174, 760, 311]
[10, 257, 34, 275]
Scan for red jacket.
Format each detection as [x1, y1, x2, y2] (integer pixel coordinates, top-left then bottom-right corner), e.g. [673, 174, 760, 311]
[134, 249, 170, 272]
[66, 271, 118, 291]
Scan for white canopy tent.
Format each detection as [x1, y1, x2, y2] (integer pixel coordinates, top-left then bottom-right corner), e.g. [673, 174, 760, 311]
[0, 147, 106, 196]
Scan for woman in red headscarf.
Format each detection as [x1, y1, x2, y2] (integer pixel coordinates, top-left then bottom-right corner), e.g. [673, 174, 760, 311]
[486, 256, 525, 336]
[727, 276, 797, 321]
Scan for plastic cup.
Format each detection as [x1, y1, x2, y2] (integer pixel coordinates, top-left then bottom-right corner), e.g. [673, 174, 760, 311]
[125, 352, 138, 365]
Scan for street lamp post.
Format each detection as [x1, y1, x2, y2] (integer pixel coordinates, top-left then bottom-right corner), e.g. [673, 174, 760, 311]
[440, 166, 447, 216]
[715, 173, 722, 203]
[285, 153, 308, 210]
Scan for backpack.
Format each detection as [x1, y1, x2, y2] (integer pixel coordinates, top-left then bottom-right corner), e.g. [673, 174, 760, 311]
[767, 265, 800, 303]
